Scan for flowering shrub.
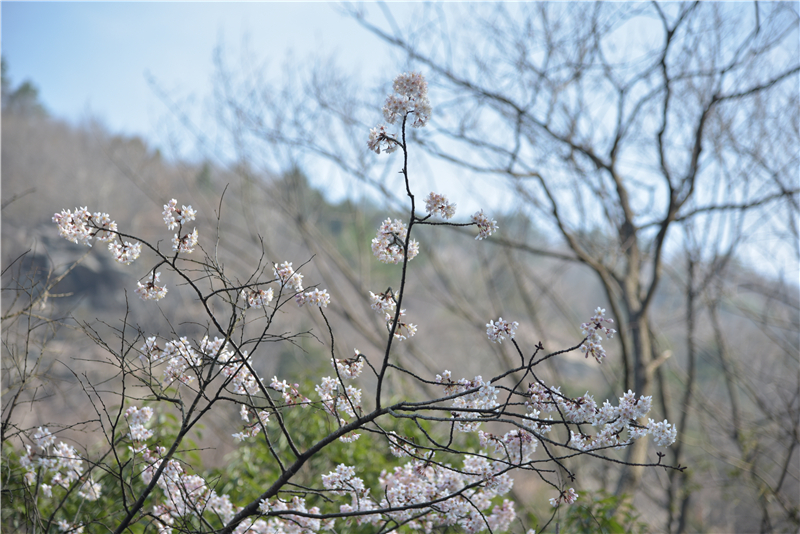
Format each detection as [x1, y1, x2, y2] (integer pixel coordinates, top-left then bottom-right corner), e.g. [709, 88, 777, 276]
[4, 72, 681, 534]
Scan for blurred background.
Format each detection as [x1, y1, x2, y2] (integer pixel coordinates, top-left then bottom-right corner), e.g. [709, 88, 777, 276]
[2, 3, 798, 533]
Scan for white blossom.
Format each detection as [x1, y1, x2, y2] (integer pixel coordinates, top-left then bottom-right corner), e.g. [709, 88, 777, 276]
[384, 71, 431, 128]
[163, 199, 196, 230]
[579, 307, 616, 364]
[371, 218, 419, 264]
[172, 227, 198, 253]
[367, 124, 399, 154]
[241, 287, 274, 309]
[136, 272, 168, 301]
[424, 192, 456, 219]
[273, 261, 304, 292]
[471, 210, 499, 240]
[333, 350, 365, 379]
[295, 288, 331, 308]
[33, 427, 56, 450]
[647, 418, 678, 447]
[52, 207, 116, 246]
[486, 317, 518, 343]
[108, 240, 142, 265]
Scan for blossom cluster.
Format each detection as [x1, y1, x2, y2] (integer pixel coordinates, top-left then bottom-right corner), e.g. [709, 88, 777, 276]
[270, 374, 364, 443]
[233, 406, 271, 442]
[240, 263, 331, 310]
[172, 227, 198, 253]
[486, 317, 519, 343]
[646, 418, 680, 447]
[317, 377, 362, 418]
[54, 200, 201, 303]
[579, 307, 617, 363]
[369, 289, 396, 314]
[254, 496, 331, 533]
[479, 427, 539, 465]
[57, 520, 85, 533]
[140, 336, 202, 386]
[527, 382, 677, 450]
[367, 124, 398, 155]
[387, 431, 417, 458]
[109, 240, 142, 265]
[369, 290, 416, 340]
[435, 371, 500, 432]
[136, 271, 168, 301]
[53, 206, 146, 266]
[273, 261, 304, 292]
[371, 218, 419, 264]
[332, 349, 365, 379]
[138, 335, 262, 396]
[295, 288, 331, 308]
[20, 427, 101, 502]
[384, 71, 432, 127]
[549, 487, 579, 507]
[471, 210, 499, 240]
[139, 447, 235, 532]
[162, 199, 197, 231]
[163, 199, 199, 254]
[52, 207, 116, 246]
[424, 192, 456, 219]
[241, 287, 274, 309]
[320, 456, 516, 534]
[270, 377, 311, 407]
[125, 406, 154, 446]
[202, 336, 261, 396]
[385, 307, 417, 340]
[368, 71, 431, 153]
[240, 263, 330, 310]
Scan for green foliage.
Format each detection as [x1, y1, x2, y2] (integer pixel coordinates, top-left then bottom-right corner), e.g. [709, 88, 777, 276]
[562, 491, 649, 534]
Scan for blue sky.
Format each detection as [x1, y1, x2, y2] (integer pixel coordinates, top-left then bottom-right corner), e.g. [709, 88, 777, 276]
[2, 2, 399, 141]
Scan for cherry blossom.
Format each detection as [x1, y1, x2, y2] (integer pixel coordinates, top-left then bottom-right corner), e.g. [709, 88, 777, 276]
[369, 289, 396, 314]
[371, 218, 419, 264]
[486, 317, 519, 343]
[52, 207, 117, 246]
[171, 227, 198, 253]
[125, 406, 154, 443]
[29, 71, 689, 534]
[367, 124, 399, 154]
[135, 271, 168, 301]
[550, 487, 579, 507]
[273, 261, 304, 291]
[295, 288, 331, 308]
[241, 287, 274, 309]
[162, 199, 196, 230]
[471, 210, 499, 240]
[383, 71, 432, 128]
[108, 240, 141, 265]
[270, 376, 311, 407]
[333, 349, 365, 379]
[424, 192, 456, 219]
[579, 307, 617, 364]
